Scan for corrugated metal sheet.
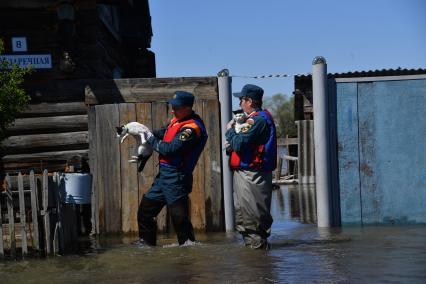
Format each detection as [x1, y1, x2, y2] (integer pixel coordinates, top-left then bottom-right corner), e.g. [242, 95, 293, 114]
[294, 68, 426, 120]
[296, 68, 426, 80]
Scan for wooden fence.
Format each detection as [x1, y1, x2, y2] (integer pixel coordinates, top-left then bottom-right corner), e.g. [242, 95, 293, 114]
[87, 77, 223, 235]
[0, 170, 80, 258]
[274, 137, 299, 184]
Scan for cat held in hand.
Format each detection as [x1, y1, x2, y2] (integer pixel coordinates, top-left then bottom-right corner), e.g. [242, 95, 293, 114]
[232, 109, 250, 133]
[116, 122, 153, 172]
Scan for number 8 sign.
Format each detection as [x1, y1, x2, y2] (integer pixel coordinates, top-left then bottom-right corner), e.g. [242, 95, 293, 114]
[12, 37, 27, 52]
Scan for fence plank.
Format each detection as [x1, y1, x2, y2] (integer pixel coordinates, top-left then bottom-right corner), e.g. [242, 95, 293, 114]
[88, 106, 99, 235]
[136, 103, 155, 202]
[85, 77, 219, 105]
[95, 104, 121, 233]
[6, 174, 16, 257]
[42, 169, 51, 255]
[119, 103, 139, 233]
[190, 101, 206, 230]
[152, 102, 170, 232]
[275, 157, 283, 180]
[29, 170, 40, 251]
[202, 100, 223, 231]
[18, 173, 28, 255]
[53, 172, 64, 255]
[94, 106, 105, 233]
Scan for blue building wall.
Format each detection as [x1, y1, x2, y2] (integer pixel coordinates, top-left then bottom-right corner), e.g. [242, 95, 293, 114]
[336, 76, 426, 225]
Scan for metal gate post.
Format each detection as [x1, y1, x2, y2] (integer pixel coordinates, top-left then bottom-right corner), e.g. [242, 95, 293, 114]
[217, 69, 234, 231]
[312, 57, 332, 227]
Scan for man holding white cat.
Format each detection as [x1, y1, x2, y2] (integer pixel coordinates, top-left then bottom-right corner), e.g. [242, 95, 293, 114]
[136, 91, 208, 246]
[225, 84, 277, 249]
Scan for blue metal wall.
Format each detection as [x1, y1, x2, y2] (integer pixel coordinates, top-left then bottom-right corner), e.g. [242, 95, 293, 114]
[336, 77, 426, 225]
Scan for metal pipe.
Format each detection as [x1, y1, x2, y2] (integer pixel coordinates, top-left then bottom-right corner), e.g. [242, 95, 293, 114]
[217, 69, 234, 231]
[312, 56, 332, 227]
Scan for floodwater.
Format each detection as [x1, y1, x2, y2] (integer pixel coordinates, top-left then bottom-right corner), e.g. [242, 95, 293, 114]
[1, 185, 426, 283]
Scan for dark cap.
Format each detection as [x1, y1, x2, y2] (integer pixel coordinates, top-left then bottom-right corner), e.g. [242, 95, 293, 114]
[168, 91, 195, 107]
[233, 84, 264, 101]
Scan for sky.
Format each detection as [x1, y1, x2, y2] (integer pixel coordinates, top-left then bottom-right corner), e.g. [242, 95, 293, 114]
[148, 0, 426, 106]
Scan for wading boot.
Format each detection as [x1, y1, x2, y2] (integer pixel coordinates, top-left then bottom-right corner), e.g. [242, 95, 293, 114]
[137, 197, 166, 246]
[169, 197, 196, 245]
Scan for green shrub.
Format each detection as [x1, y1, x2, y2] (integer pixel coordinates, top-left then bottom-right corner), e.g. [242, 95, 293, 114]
[0, 39, 32, 141]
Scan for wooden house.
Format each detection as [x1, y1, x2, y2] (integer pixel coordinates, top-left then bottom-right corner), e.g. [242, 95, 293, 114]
[1, 1, 225, 236]
[0, 0, 155, 173]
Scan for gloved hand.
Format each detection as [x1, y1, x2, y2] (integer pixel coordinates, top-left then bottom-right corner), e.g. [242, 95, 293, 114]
[226, 119, 235, 130]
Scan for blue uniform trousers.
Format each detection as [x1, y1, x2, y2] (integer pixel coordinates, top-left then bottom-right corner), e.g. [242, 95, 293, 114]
[137, 166, 195, 245]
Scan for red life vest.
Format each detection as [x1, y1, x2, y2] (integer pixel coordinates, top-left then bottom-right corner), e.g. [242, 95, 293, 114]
[229, 110, 277, 171]
[159, 116, 207, 173]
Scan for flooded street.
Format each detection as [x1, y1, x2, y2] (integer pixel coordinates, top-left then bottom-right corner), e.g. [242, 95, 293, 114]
[1, 185, 426, 283]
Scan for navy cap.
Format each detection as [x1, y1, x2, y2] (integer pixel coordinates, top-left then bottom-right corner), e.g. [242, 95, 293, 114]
[233, 84, 264, 101]
[168, 91, 195, 107]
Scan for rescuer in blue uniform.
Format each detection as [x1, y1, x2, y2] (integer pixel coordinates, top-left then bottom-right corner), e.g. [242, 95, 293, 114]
[137, 91, 208, 246]
[225, 84, 277, 249]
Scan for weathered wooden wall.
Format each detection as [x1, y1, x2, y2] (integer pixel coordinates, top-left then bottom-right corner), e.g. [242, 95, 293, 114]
[1, 102, 89, 174]
[88, 77, 223, 234]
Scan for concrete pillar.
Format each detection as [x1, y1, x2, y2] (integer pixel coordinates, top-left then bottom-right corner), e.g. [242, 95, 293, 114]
[217, 69, 234, 231]
[312, 56, 332, 227]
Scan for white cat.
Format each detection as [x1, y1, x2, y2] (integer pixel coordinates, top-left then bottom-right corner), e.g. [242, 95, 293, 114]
[233, 110, 250, 133]
[116, 122, 153, 172]
[225, 110, 250, 154]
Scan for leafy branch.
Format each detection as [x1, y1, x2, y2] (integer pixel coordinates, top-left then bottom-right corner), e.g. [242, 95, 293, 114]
[0, 39, 32, 141]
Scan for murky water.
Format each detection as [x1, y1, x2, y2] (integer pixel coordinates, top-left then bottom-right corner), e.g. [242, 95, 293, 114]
[1, 185, 426, 283]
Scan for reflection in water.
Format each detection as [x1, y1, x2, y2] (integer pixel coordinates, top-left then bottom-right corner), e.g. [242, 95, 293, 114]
[298, 183, 317, 224]
[271, 184, 316, 224]
[1, 186, 426, 283]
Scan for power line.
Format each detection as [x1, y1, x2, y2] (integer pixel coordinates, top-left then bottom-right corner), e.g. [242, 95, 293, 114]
[232, 73, 311, 79]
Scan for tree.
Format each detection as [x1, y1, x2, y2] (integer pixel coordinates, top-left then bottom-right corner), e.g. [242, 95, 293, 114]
[264, 93, 296, 138]
[0, 39, 32, 141]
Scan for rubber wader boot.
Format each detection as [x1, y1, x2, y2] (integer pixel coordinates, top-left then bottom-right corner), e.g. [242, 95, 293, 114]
[169, 197, 195, 245]
[137, 197, 165, 246]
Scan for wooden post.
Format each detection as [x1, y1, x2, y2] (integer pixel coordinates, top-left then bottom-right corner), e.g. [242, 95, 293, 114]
[52, 172, 64, 255]
[119, 103, 139, 233]
[88, 106, 99, 235]
[57, 174, 64, 254]
[29, 170, 40, 251]
[275, 157, 283, 180]
[18, 173, 28, 255]
[5, 174, 16, 257]
[285, 135, 290, 176]
[42, 169, 51, 255]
